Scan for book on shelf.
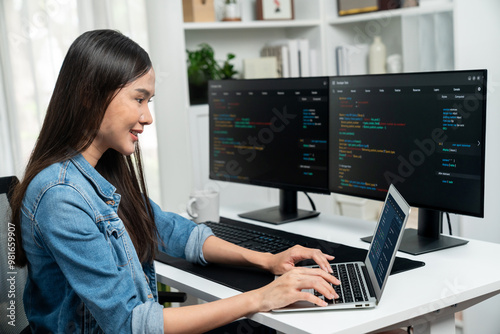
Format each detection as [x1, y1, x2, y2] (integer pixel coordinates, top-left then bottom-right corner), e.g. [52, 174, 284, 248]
[337, 0, 379, 16]
[335, 44, 369, 75]
[261, 38, 311, 78]
[309, 48, 319, 77]
[337, 0, 418, 17]
[298, 39, 310, 77]
[261, 44, 289, 78]
[243, 57, 278, 79]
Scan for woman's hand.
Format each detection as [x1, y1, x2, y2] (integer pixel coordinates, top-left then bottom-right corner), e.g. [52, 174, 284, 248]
[254, 266, 340, 312]
[265, 245, 334, 276]
[162, 266, 340, 333]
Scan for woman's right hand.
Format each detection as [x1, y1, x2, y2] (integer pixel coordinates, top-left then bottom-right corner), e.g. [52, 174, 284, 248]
[253, 267, 340, 312]
[162, 267, 340, 333]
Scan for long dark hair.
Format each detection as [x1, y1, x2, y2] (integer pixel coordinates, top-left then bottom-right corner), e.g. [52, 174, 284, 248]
[11, 29, 158, 266]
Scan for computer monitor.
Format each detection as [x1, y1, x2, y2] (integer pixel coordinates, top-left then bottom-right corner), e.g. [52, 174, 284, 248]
[329, 69, 487, 255]
[208, 77, 330, 224]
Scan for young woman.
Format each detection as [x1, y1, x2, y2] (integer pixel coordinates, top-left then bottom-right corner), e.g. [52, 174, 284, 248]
[11, 29, 339, 333]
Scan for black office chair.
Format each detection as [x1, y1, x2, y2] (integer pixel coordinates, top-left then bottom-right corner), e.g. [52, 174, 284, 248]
[158, 287, 187, 304]
[0, 176, 30, 334]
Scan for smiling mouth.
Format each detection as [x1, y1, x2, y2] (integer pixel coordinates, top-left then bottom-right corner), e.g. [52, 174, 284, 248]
[130, 131, 139, 141]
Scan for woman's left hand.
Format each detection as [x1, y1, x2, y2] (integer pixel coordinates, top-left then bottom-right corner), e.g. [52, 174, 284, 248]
[265, 245, 334, 275]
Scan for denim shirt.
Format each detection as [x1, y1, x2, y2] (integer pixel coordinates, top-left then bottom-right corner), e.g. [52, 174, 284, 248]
[20, 154, 213, 333]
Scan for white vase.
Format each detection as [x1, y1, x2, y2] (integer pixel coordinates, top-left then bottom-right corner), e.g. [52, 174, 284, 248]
[369, 36, 386, 74]
[224, 3, 240, 20]
[387, 54, 403, 73]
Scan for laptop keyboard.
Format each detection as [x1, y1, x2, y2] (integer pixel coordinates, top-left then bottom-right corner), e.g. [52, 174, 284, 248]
[204, 221, 296, 254]
[316, 263, 369, 304]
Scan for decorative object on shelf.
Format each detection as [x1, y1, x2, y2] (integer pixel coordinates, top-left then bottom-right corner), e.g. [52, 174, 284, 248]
[369, 35, 386, 74]
[182, 0, 216, 22]
[378, 0, 418, 11]
[337, 0, 378, 16]
[186, 43, 238, 105]
[256, 0, 294, 21]
[223, 0, 241, 21]
[386, 54, 403, 73]
[377, 0, 401, 11]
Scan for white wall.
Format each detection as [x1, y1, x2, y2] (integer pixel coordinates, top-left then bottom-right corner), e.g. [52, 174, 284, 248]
[453, 0, 500, 332]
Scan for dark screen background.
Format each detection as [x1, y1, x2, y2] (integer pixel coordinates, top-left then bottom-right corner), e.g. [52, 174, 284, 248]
[329, 70, 487, 217]
[209, 77, 330, 194]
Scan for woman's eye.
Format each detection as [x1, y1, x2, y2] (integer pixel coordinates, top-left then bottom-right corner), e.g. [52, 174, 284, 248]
[136, 98, 144, 104]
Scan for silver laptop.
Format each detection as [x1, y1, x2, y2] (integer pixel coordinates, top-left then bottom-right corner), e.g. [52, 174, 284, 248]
[273, 184, 410, 312]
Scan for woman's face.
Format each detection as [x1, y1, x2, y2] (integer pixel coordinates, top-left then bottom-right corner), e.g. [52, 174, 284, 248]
[83, 68, 155, 166]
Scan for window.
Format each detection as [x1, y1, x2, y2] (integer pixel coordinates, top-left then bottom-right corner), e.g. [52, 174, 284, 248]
[2, 0, 161, 202]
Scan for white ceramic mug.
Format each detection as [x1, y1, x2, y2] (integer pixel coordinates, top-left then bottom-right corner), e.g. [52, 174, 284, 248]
[186, 190, 219, 223]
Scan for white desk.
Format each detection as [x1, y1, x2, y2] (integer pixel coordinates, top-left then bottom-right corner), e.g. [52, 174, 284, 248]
[155, 205, 500, 334]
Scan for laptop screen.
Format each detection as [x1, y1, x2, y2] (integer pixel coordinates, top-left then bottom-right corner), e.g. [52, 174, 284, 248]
[368, 193, 407, 288]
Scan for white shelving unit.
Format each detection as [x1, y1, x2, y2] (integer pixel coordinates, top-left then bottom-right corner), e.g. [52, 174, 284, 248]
[184, 0, 326, 78]
[325, 0, 455, 75]
[183, 0, 455, 79]
[157, 0, 457, 217]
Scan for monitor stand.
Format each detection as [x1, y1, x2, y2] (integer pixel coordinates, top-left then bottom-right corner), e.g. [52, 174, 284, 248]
[238, 189, 319, 225]
[361, 208, 469, 255]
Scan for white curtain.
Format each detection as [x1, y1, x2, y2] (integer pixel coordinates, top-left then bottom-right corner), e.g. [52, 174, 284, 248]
[0, 0, 19, 177]
[0, 50, 17, 177]
[0, 0, 161, 202]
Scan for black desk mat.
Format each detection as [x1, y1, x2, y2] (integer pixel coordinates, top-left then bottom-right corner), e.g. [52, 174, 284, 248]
[156, 217, 425, 293]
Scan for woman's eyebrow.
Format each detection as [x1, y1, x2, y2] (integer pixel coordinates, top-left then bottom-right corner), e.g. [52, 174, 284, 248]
[135, 88, 154, 97]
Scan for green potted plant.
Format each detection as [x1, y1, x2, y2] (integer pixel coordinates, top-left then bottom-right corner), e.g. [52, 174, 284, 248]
[186, 43, 238, 105]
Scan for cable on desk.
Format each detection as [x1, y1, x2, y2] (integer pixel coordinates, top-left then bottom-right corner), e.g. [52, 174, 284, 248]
[439, 211, 453, 236]
[445, 212, 453, 235]
[303, 192, 316, 211]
